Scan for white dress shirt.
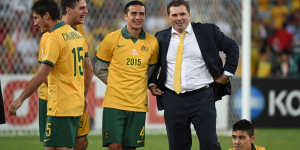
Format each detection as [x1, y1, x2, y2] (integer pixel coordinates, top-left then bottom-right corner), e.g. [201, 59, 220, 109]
[165, 23, 214, 93]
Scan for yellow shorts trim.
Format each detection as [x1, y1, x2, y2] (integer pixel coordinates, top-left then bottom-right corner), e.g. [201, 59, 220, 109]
[77, 111, 90, 137]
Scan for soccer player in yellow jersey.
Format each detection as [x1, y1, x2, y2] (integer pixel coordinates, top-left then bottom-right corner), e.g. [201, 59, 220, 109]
[60, 0, 93, 150]
[94, 1, 159, 150]
[38, 32, 50, 143]
[230, 120, 266, 150]
[9, 0, 91, 150]
[8, 0, 59, 145]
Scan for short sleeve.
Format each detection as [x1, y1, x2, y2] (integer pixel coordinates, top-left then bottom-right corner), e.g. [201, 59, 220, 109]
[96, 33, 115, 62]
[38, 32, 50, 63]
[149, 37, 159, 65]
[41, 35, 60, 67]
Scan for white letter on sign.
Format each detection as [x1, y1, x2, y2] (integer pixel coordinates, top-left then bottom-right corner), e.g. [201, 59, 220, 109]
[269, 90, 287, 116]
[286, 90, 300, 117]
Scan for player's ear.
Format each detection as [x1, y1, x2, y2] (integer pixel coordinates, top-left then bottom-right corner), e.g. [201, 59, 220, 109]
[66, 7, 72, 15]
[124, 14, 128, 22]
[250, 135, 255, 144]
[44, 12, 50, 20]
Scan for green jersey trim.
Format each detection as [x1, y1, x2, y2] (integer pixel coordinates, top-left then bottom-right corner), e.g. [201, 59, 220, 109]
[121, 26, 145, 43]
[51, 22, 66, 32]
[41, 60, 54, 67]
[96, 56, 110, 63]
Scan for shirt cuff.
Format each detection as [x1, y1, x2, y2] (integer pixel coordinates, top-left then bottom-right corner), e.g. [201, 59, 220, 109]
[224, 71, 234, 77]
[148, 83, 156, 88]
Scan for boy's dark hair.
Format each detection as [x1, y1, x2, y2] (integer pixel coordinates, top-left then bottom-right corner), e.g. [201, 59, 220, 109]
[123, 0, 146, 14]
[61, 0, 80, 15]
[233, 119, 254, 137]
[32, 0, 60, 20]
[167, 0, 190, 15]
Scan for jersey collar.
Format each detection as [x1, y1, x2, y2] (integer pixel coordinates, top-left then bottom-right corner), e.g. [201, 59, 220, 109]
[121, 26, 146, 42]
[51, 22, 66, 32]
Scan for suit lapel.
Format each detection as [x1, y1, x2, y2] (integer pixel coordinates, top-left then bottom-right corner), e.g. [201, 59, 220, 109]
[163, 28, 172, 59]
[192, 23, 206, 55]
[192, 23, 210, 64]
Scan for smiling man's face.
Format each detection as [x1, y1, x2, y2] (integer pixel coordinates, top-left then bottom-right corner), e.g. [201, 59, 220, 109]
[168, 5, 191, 33]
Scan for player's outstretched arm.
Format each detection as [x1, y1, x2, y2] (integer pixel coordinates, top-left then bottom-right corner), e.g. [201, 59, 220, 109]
[8, 64, 52, 115]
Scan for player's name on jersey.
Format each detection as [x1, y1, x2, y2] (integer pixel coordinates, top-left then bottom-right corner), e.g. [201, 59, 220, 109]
[61, 31, 82, 41]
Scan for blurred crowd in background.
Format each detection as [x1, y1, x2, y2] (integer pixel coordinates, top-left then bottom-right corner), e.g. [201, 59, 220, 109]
[247, 0, 300, 78]
[0, 0, 299, 78]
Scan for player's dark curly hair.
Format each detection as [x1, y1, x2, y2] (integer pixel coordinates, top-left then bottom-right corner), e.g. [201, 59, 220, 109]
[61, 0, 80, 15]
[32, 0, 60, 20]
[167, 0, 190, 15]
[123, 0, 146, 14]
[233, 119, 254, 137]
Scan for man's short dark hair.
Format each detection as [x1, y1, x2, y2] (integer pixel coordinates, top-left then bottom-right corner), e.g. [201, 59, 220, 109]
[61, 0, 80, 15]
[167, 0, 190, 15]
[32, 0, 60, 20]
[233, 119, 254, 137]
[123, 0, 146, 14]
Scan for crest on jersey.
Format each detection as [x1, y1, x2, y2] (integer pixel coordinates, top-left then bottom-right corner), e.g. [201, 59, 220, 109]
[141, 45, 149, 51]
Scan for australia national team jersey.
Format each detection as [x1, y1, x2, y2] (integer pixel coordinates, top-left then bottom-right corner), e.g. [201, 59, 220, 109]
[37, 25, 84, 102]
[38, 32, 50, 101]
[96, 27, 159, 112]
[229, 144, 266, 150]
[76, 24, 85, 35]
[41, 22, 88, 116]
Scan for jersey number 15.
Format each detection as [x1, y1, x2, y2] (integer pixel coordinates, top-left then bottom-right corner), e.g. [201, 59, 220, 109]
[72, 47, 84, 76]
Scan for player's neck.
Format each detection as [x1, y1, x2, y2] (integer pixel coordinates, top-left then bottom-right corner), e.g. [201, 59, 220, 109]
[126, 26, 142, 39]
[48, 20, 61, 32]
[61, 16, 76, 29]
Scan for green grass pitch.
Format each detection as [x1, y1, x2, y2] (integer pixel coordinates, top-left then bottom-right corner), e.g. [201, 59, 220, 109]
[0, 128, 299, 150]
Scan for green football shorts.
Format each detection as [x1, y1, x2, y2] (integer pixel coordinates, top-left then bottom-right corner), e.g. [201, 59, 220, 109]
[102, 107, 146, 148]
[43, 116, 80, 148]
[39, 99, 47, 142]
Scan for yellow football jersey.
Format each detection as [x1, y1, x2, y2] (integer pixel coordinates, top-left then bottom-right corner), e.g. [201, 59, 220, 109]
[229, 145, 266, 150]
[37, 25, 84, 101]
[38, 32, 50, 101]
[41, 22, 88, 116]
[76, 24, 85, 35]
[96, 27, 159, 112]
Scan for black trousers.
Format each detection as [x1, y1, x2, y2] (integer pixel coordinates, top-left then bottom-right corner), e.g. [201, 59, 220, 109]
[162, 87, 221, 150]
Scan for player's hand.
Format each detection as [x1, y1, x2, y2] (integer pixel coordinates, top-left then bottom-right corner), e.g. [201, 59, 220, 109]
[150, 84, 164, 96]
[215, 74, 229, 85]
[9, 99, 23, 115]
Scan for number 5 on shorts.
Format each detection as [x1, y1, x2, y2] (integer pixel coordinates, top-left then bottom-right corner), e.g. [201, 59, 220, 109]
[46, 123, 52, 136]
